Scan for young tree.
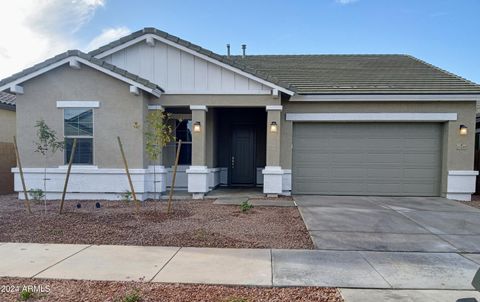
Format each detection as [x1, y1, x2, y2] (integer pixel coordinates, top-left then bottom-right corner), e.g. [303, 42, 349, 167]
[34, 119, 64, 214]
[144, 111, 176, 204]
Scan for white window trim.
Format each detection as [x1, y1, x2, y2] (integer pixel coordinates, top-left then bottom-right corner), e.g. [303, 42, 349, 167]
[63, 108, 95, 166]
[57, 101, 100, 108]
[285, 113, 458, 122]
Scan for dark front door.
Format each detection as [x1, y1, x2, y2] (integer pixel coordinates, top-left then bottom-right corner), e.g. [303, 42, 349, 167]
[230, 125, 256, 186]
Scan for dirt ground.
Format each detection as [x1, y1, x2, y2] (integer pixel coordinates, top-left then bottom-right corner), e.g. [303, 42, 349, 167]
[0, 277, 343, 302]
[464, 194, 480, 209]
[0, 195, 313, 249]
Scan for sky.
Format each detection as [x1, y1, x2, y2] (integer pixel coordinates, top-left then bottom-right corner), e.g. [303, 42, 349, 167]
[1, 0, 479, 83]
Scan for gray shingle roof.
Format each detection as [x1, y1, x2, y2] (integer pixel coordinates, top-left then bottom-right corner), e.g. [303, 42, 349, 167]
[227, 54, 480, 95]
[89, 27, 480, 95]
[0, 92, 15, 107]
[0, 50, 164, 95]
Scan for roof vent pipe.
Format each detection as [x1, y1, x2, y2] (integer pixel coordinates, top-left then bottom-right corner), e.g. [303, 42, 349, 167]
[242, 44, 246, 58]
[226, 44, 231, 57]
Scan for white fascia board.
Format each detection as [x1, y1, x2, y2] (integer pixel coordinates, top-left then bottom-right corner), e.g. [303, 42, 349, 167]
[448, 170, 479, 176]
[266, 105, 283, 111]
[93, 33, 295, 96]
[286, 113, 458, 122]
[148, 105, 164, 110]
[163, 90, 271, 95]
[0, 56, 162, 98]
[74, 57, 162, 97]
[0, 58, 70, 92]
[291, 94, 480, 102]
[57, 101, 100, 108]
[190, 105, 208, 111]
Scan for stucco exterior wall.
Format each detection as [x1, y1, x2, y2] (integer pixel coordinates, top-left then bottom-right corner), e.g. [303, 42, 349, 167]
[280, 100, 477, 196]
[0, 109, 15, 143]
[16, 64, 148, 169]
[150, 94, 281, 107]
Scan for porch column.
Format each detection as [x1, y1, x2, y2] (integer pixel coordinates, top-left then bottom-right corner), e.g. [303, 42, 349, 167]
[263, 105, 283, 196]
[147, 105, 167, 197]
[187, 105, 209, 199]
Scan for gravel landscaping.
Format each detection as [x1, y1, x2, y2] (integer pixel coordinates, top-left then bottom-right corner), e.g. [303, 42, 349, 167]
[0, 194, 313, 249]
[0, 277, 343, 302]
[461, 194, 480, 209]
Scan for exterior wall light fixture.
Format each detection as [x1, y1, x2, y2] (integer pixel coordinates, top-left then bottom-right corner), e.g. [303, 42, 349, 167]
[193, 121, 201, 133]
[459, 125, 468, 136]
[270, 121, 278, 133]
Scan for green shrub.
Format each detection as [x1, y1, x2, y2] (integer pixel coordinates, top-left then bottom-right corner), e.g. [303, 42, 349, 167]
[121, 190, 133, 202]
[19, 289, 33, 301]
[122, 290, 141, 302]
[240, 200, 254, 213]
[29, 188, 45, 201]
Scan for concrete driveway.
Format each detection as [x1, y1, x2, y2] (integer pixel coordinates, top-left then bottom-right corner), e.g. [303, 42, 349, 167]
[295, 195, 480, 252]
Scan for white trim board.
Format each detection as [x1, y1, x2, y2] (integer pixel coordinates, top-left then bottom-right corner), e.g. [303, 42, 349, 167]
[163, 90, 271, 95]
[148, 105, 164, 110]
[0, 56, 162, 97]
[286, 113, 458, 122]
[291, 94, 480, 102]
[57, 101, 100, 108]
[93, 33, 295, 96]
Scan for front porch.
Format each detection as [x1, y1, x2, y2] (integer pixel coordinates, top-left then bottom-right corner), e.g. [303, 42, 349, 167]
[157, 105, 290, 199]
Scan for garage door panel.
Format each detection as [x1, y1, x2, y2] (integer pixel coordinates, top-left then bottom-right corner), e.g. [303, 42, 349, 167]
[292, 122, 442, 196]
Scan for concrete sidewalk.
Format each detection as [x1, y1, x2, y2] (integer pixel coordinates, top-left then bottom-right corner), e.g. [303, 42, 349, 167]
[0, 242, 479, 290]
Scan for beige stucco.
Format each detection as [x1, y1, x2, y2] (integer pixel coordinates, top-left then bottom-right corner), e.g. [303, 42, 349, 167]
[150, 94, 280, 107]
[15, 64, 150, 169]
[280, 100, 477, 196]
[266, 109, 281, 166]
[191, 108, 207, 166]
[0, 109, 15, 143]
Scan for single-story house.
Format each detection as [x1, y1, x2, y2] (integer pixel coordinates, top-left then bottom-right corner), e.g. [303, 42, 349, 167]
[1, 27, 479, 201]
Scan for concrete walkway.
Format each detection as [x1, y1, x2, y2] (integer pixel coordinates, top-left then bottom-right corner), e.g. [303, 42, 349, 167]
[1, 242, 480, 290]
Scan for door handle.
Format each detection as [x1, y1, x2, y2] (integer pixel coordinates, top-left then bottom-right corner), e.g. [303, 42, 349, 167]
[231, 156, 235, 169]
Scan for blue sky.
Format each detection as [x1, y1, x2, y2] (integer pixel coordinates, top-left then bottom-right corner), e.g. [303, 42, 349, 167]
[1, 0, 479, 83]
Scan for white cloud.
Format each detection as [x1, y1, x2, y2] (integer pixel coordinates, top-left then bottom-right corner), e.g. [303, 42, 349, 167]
[0, 0, 105, 79]
[335, 0, 358, 4]
[86, 27, 131, 51]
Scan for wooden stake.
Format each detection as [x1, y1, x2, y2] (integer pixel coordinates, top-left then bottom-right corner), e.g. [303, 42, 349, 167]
[117, 136, 140, 213]
[167, 140, 182, 214]
[59, 138, 77, 214]
[13, 136, 32, 214]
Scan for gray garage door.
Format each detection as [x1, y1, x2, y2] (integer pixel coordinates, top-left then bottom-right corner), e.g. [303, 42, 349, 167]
[292, 123, 442, 196]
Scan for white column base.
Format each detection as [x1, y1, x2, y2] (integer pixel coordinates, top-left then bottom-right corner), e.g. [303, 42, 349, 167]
[192, 193, 205, 199]
[186, 166, 210, 198]
[262, 166, 283, 195]
[446, 170, 478, 201]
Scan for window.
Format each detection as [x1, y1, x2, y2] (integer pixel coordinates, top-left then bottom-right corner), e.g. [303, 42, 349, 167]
[175, 119, 192, 165]
[64, 108, 93, 165]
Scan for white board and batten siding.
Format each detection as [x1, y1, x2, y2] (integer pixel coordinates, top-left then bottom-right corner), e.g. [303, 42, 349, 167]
[103, 41, 271, 94]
